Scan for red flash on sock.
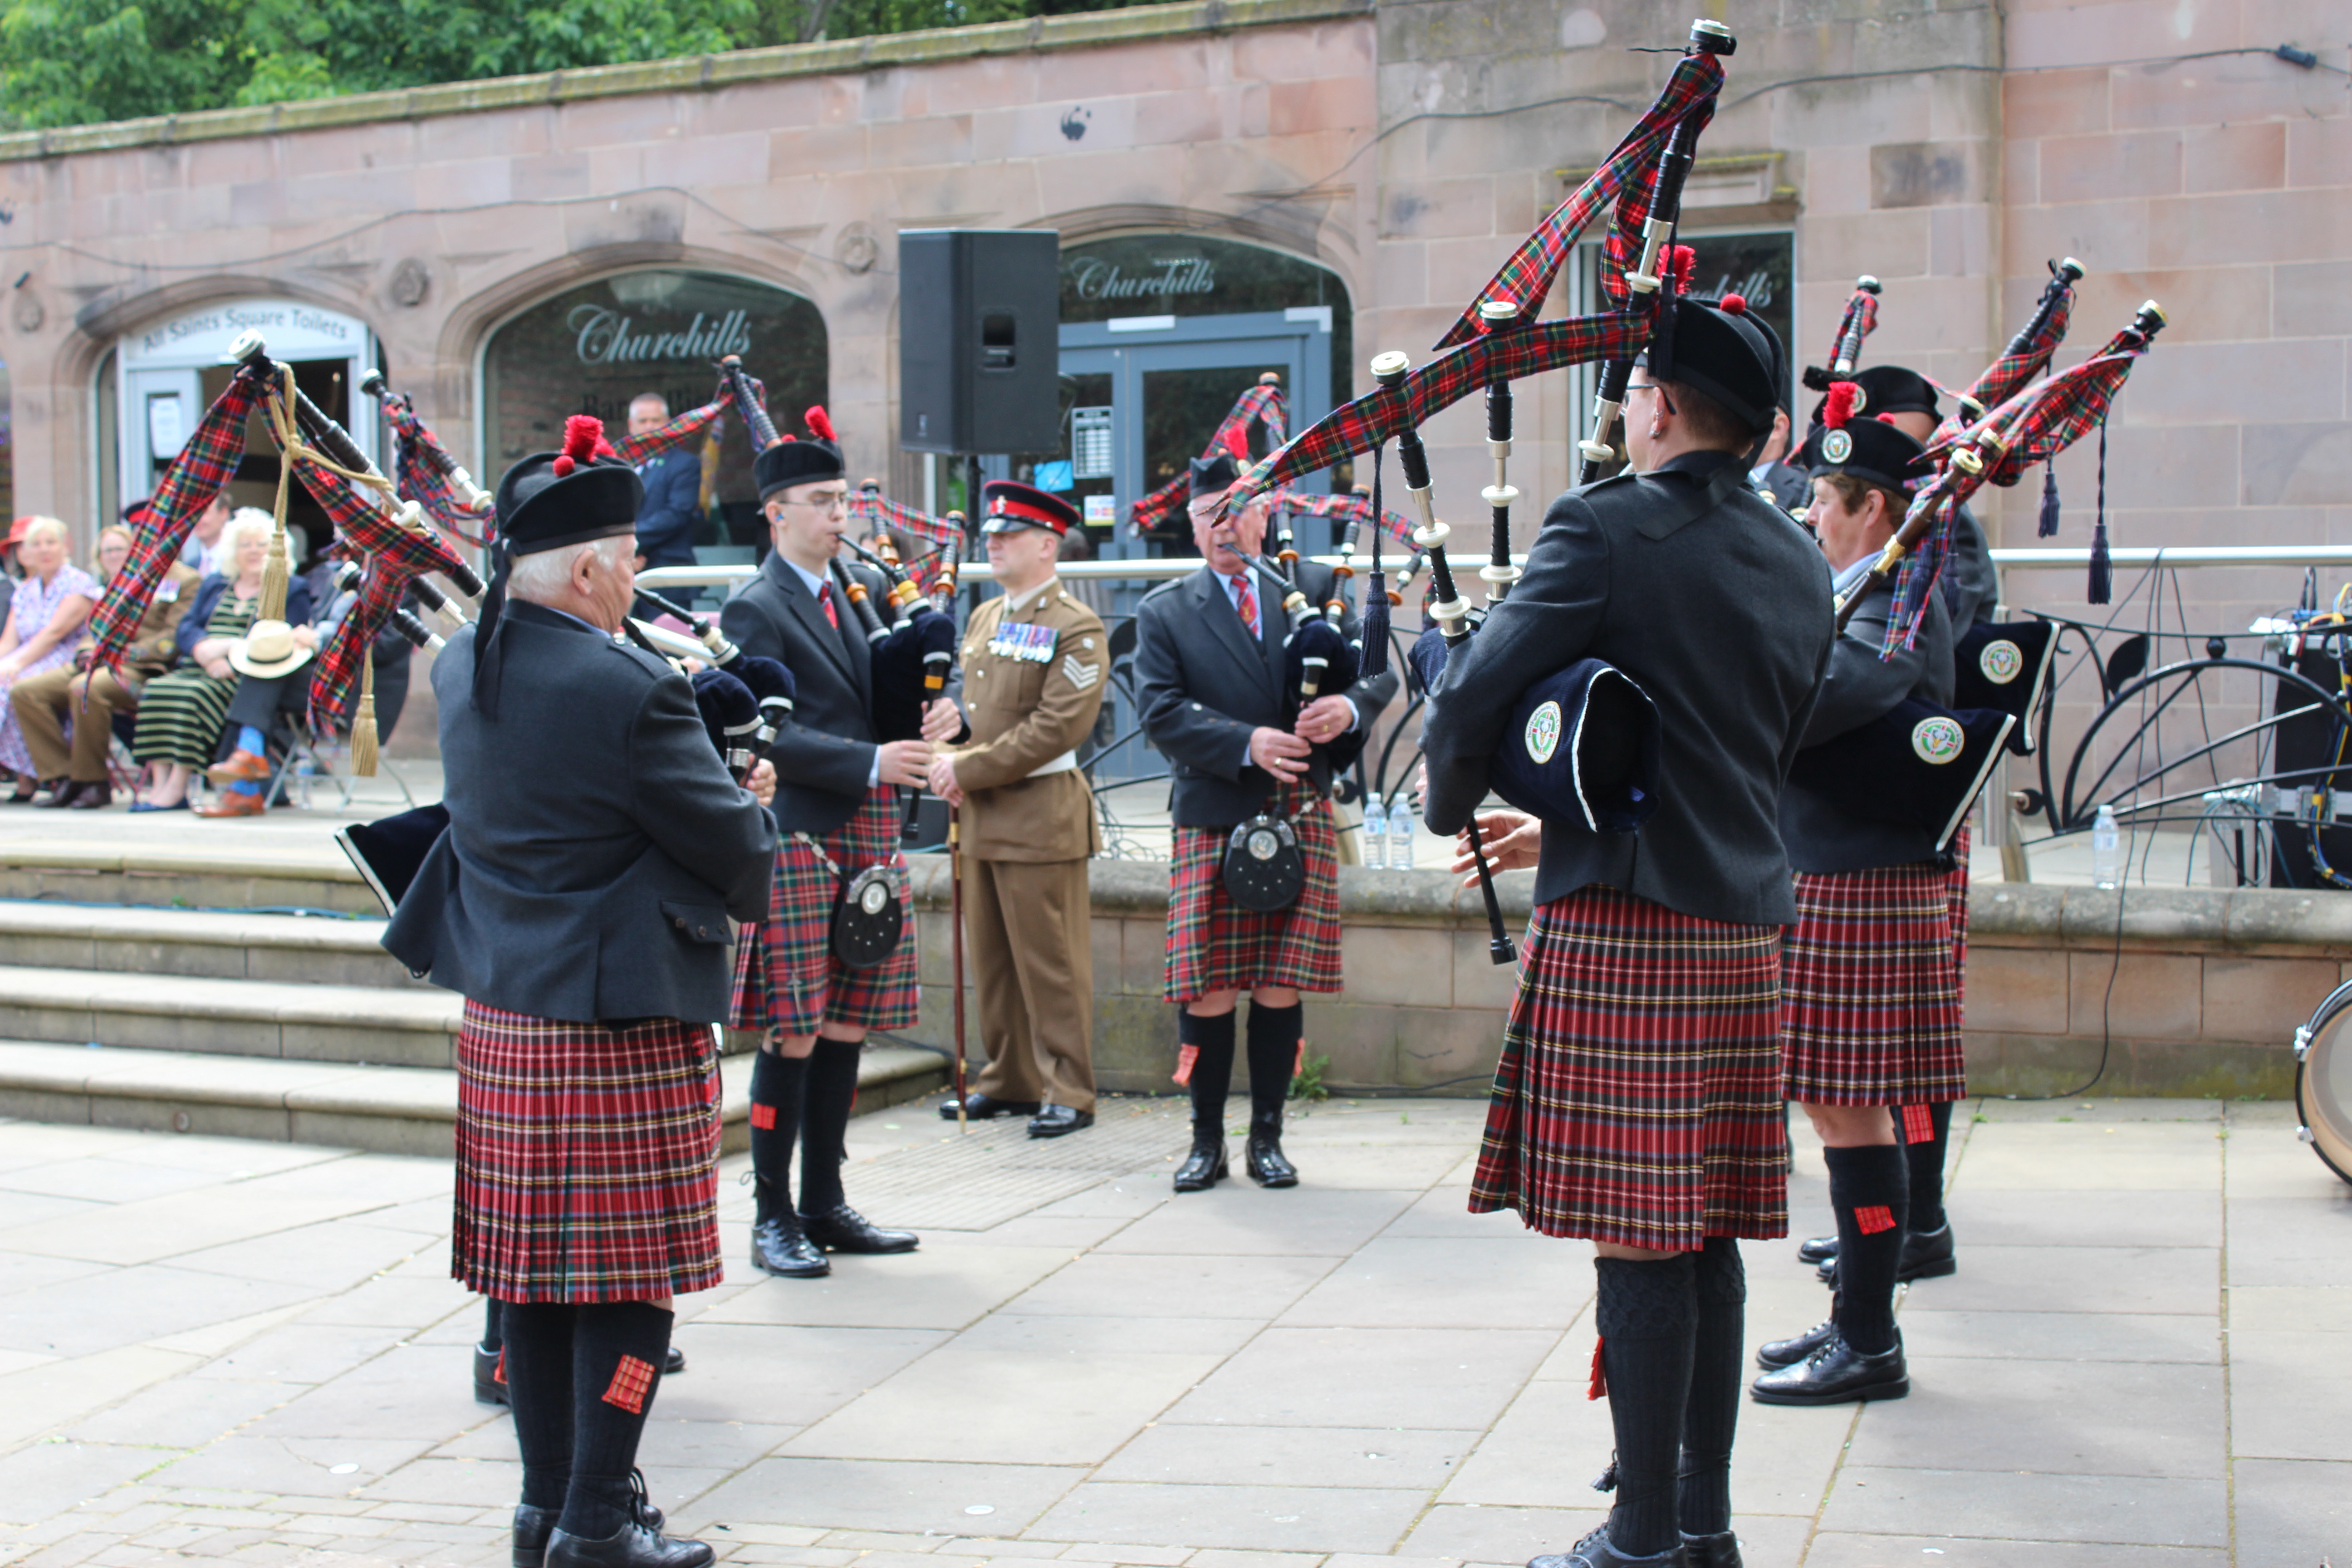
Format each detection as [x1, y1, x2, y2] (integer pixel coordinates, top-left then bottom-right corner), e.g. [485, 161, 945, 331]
[1901, 1105, 1933, 1144]
[1854, 1205, 1898, 1235]
[494, 1349, 506, 1386]
[1588, 1337, 1607, 1401]
[602, 1355, 657, 1414]
[1173, 1044, 1198, 1087]
[749, 1102, 778, 1130]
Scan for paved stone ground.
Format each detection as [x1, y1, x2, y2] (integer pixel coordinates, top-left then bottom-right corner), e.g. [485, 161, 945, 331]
[0, 1093, 2344, 1567]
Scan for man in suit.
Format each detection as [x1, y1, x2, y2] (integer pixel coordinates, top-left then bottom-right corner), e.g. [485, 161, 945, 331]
[384, 414, 775, 1568]
[1133, 453, 1396, 1195]
[629, 393, 703, 572]
[719, 409, 957, 1279]
[13, 542, 198, 810]
[930, 481, 1108, 1139]
[1422, 294, 1832, 1568]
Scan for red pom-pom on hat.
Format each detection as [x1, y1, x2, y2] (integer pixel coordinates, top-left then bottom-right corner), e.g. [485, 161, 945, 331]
[804, 406, 836, 442]
[553, 414, 603, 477]
[1720, 292, 1748, 315]
[1876, 412, 1901, 425]
[1824, 382, 1859, 429]
[1220, 424, 1251, 461]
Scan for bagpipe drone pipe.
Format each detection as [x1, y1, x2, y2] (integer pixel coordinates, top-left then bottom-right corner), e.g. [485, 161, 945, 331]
[843, 529, 965, 741]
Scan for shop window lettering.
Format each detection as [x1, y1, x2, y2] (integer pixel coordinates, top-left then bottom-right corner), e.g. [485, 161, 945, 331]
[569, 306, 754, 366]
[1062, 255, 1216, 304]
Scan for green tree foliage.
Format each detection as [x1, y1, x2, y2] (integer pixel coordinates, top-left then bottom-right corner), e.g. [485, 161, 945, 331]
[0, 0, 1159, 129]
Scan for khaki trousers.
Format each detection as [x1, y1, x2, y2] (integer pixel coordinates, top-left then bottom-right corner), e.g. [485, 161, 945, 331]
[965, 856, 1096, 1112]
[9, 666, 136, 783]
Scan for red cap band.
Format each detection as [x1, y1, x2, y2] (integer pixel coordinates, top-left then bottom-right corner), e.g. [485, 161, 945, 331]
[989, 497, 1069, 533]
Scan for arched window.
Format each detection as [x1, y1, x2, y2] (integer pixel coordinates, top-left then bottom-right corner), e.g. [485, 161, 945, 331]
[482, 271, 828, 549]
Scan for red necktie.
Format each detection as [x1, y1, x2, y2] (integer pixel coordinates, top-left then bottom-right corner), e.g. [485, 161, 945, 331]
[1232, 574, 1259, 638]
[820, 582, 839, 629]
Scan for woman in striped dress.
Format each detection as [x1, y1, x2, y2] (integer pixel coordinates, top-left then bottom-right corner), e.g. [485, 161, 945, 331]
[131, 512, 314, 812]
[0, 518, 101, 799]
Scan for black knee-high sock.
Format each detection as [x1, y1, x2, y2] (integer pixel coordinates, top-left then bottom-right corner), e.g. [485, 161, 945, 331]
[1824, 1144, 1909, 1355]
[1678, 1237, 1744, 1537]
[1593, 1253, 1697, 1557]
[1244, 1000, 1302, 1121]
[498, 1301, 574, 1512]
[482, 1297, 503, 1352]
[749, 1048, 806, 1210]
[562, 1302, 675, 1540]
[799, 1038, 862, 1215]
[1900, 1102, 1953, 1234]
[1178, 1009, 1236, 1137]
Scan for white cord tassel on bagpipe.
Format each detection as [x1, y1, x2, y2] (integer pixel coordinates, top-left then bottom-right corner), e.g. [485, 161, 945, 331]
[350, 647, 379, 778]
[259, 366, 299, 622]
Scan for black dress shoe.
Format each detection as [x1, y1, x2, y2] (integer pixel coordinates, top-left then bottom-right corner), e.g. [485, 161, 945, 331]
[1245, 1112, 1298, 1188]
[474, 1341, 507, 1405]
[1527, 1523, 1687, 1567]
[1796, 1234, 1837, 1265]
[663, 1343, 685, 1376]
[64, 780, 112, 809]
[513, 1504, 557, 1568]
[750, 1190, 830, 1279]
[1814, 1220, 1957, 1285]
[1028, 1104, 1093, 1138]
[544, 1476, 709, 1568]
[1755, 1318, 1837, 1370]
[33, 780, 83, 809]
[800, 1203, 918, 1254]
[1749, 1329, 1908, 1406]
[1173, 1136, 1227, 1194]
[1680, 1530, 1740, 1568]
[940, 1093, 1040, 1121]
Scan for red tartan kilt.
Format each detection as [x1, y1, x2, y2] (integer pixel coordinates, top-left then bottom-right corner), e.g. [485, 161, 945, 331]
[1780, 863, 1965, 1108]
[452, 1002, 722, 1303]
[1163, 792, 1343, 1002]
[1469, 887, 1789, 1250]
[732, 786, 919, 1039]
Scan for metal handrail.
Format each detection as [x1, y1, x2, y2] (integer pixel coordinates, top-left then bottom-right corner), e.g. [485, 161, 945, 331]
[637, 556, 1378, 591]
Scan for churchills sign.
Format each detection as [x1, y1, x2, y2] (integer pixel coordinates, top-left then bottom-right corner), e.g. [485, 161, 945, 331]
[568, 306, 754, 365]
[1063, 255, 1217, 304]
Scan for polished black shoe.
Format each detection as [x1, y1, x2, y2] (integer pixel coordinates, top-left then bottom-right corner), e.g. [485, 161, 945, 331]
[1813, 1220, 1957, 1285]
[1173, 1135, 1228, 1193]
[1796, 1234, 1838, 1265]
[1527, 1523, 1687, 1568]
[1028, 1104, 1094, 1138]
[544, 1477, 710, 1568]
[1754, 1318, 1837, 1371]
[939, 1093, 1040, 1121]
[1245, 1112, 1298, 1188]
[1679, 1530, 1740, 1568]
[750, 1180, 829, 1278]
[474, 1341, 507, 1405]
[33, 779, 84, 809]
[513, 1504, 557, 1568]
[663, 1343, 685, 1376]
[801, 1202, 918, 1254]
[1749, 1329, 1908, 1406]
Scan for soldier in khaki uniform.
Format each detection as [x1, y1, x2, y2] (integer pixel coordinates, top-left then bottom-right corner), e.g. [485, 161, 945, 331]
[929, 481, 1108, 1139]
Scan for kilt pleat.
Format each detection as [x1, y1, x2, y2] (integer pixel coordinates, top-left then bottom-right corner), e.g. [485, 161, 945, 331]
[1780, 862, 1965, 1107]
[1948, 822, 1971, 1006]
[452, 1002, 722, 1303]
[1469, 887, 1789, 1249]
[732, 785, 919, 1038]
[1163, 789, 1343, 1002]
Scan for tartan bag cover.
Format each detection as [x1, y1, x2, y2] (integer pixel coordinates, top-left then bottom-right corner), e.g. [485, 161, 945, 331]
[1928, 273, 2076, 449]
[1433, 51, 1724, 349]
[611, 384, 733, 467]
[1469, 887, 1789, 1249]
[1267, 487, 1417, 551]
[1163, 785, 1342, 1002]
[452, 1001, 723, 1303]
[1779, 863, 1965, 1109]
[732, 786, 919, 1038]
[849, 485, 966, 557]
[1128, 378, 1289, 538]
[383, 394, 493, 546]
[87, 373, 265, 675]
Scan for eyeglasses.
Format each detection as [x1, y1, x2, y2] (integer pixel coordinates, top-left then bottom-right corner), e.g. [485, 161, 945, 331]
[780, 491, 850, 512]
[1624, 382, 1679, 415]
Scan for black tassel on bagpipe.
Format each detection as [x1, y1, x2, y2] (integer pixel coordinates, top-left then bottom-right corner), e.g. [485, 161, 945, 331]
[2038, 461, 2061, 538]
[1358, 441, 1392, 682]
[2086, 424, 2112, 604]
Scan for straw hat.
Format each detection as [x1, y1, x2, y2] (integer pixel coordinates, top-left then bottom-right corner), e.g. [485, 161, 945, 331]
[227, 620, 314, 679]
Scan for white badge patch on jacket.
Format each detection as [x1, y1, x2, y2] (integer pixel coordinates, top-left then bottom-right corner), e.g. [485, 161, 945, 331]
[1061, 654, 1101, 691]
[990, 622, 1059, 663]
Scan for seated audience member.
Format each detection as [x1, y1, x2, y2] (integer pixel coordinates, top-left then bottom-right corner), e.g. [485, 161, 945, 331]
[9, 525, 199, 809]
[0, 518, 102, 802]
[129, 511, 314, 813]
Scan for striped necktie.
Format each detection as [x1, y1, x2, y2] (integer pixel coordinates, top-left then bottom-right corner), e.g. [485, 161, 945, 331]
[1231, 573, 1259, 638]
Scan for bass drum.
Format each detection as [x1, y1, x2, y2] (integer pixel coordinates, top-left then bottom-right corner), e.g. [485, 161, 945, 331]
[2293, 979, 2352, 1186]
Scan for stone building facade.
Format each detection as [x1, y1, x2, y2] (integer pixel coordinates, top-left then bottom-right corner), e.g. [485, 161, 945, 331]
[0, 0, 2342, 774]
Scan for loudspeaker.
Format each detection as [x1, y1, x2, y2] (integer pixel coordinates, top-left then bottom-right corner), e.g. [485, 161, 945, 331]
[900, 229, 1062, 456]
[2269, 645, 2352, 890]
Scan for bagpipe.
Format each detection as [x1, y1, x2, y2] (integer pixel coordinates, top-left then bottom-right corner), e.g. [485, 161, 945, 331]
[713, 355, 956, 745]
[624, 584, 799, 786]
[359, 369, 496, 545]
[1244, 507, 1358, 706]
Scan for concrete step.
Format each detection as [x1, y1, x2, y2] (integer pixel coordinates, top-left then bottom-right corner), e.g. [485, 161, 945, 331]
[0, 965, 460, 1067]
[0, 842, 377, 916]
[0, 900, 422, 989]
[0, 1039, 949, 1157]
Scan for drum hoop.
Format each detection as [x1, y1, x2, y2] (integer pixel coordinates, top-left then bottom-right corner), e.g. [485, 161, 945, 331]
[2293, 979, 2352, 1187]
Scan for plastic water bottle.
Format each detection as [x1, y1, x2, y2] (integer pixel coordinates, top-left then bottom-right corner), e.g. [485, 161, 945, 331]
[2090, 804, 2122, 889]
[1361, 793, 1387, 869]
[1388, 792, 1417, 869]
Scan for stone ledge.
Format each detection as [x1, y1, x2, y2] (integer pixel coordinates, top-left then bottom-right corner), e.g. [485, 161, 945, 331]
[0, 0, 1369, 162]
[906, 855, 1534, 927]
[1971, 881, 2352, 958]
[0, 843, 363, 884]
